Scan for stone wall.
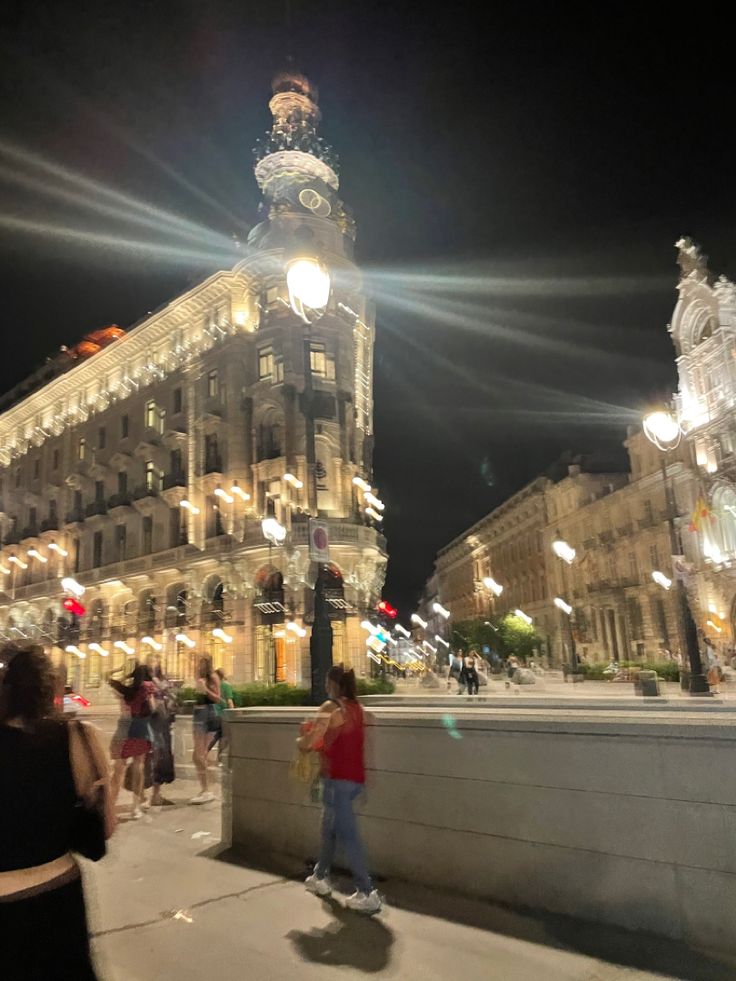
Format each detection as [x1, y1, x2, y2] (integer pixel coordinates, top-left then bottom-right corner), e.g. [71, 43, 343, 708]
[226, 705, 736, 956]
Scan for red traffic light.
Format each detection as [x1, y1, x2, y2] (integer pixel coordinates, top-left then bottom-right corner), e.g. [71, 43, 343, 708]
[63, 597, 86, 617]
[377, 600, 397, 619]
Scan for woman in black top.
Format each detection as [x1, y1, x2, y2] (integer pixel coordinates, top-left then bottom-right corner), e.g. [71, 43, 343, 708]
[0, 645, 115, 980]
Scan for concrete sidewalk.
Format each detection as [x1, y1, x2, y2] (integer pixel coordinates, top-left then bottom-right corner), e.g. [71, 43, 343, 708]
[86, 778, 732, 981]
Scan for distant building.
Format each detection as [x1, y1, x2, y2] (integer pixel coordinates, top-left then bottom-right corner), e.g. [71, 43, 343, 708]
[426, 442, 690, 664]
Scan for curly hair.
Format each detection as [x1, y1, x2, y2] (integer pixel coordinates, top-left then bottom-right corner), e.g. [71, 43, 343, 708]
[0, 645, 57, 725]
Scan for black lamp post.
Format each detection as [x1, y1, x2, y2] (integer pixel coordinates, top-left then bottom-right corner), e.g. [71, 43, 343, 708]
[286, 252, 334, 703]
[643, 410, 710, 695]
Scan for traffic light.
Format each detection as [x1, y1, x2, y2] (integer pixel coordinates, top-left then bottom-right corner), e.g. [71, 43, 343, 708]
[63, 597, 86, 617]
[377, 600, 397, 619]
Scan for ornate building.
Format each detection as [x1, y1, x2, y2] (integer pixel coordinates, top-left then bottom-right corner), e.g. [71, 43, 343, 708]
[0, 70, 387, 694]
[671, 238, 736, 647]
[427, 448, 687, 664]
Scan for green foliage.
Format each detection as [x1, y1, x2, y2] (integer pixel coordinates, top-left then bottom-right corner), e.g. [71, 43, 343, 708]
[356, 677, 395, 696]
[579, 660, 680, 682]
[175, 677, 394, 707]
[452, 619, 499, 654]
[175, 683, 309, 707]
[496, 613, 541, 660]
[452, 615, 541, 660]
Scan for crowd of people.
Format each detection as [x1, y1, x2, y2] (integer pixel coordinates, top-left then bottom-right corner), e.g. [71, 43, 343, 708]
[1, 643, 378, 979]
[103, 655, 233, 817]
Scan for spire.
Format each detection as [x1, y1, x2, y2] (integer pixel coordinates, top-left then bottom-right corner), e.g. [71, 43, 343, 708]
[253, 68, 339, 197]
[675, 236, 709, 282]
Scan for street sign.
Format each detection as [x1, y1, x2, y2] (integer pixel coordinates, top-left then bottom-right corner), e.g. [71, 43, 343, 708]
[309, 518, 330, 563]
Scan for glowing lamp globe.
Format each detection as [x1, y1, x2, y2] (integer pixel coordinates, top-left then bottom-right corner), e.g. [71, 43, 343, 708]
[287, 258, 331, 321]
[643, 410, 681, 451]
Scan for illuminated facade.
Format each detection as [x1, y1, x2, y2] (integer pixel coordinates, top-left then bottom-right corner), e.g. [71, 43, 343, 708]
[0, 70, 387, 694]
[671, 238, 736, 646]
[428, 448, 687, 664]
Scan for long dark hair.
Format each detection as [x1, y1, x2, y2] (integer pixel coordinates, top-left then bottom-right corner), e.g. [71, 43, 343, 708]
[327, 663, 357, 701]
[0, 645, 56, 725]
[109, 662, 152, 705]
[198, 656, 213, 680]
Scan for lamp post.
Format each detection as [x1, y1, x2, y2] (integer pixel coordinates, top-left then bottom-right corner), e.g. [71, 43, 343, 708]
[286, 253, 333, 703]
[551, 533, 578, 674]
[643, 409, 709, 695]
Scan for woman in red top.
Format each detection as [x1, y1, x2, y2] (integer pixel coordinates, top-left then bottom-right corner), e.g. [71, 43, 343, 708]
[300, 664, 381, 914]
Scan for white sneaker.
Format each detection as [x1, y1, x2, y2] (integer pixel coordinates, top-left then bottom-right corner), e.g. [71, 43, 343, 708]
[130, 808, 143, 821]
[189, 791, 216, 805]
[346, 889, 382, 914]
[305, 874, 332, 897]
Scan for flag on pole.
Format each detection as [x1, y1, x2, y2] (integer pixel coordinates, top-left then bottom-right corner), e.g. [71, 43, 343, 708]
[688, 496, 715, 533]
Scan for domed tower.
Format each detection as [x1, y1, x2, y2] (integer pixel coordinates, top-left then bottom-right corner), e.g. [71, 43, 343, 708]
[235, 68, 385, 617]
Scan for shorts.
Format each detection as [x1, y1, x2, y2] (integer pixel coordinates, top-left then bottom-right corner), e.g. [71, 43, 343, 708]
[193, 706, 212, 734]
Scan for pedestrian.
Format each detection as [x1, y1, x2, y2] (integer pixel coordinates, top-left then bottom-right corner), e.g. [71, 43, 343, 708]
[505, 655, 519, 689]
[705, 641, 722, 694]
[300, 663, 382, 914]
[190, 655, 220, 805]
[109, 664, 156, 820]
[0, 644, 115, 981]
[465, 652, 480, 695]
[148, 663, 176, 807]
[208, 668, 235, 762]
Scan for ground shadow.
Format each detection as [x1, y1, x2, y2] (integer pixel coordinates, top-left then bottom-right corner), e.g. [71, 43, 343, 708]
[287, 895, 394, 973]
[385, 880, 735, 981]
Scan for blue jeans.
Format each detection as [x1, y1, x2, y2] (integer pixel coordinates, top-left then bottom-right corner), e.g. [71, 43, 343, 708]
[315, 778, 372, 894]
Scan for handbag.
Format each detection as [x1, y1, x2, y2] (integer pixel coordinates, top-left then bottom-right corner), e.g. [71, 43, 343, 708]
[69, 722, 107, 862]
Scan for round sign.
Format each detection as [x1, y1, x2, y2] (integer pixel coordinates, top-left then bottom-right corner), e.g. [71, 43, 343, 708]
[313, 527, 328, 551]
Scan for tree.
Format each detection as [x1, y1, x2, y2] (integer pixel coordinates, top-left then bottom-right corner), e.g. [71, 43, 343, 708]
[496, 613, 540, 661]
[451, 618, 500, 655]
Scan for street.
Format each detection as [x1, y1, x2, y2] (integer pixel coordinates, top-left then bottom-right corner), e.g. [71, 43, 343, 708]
[83, 722, 731, 981]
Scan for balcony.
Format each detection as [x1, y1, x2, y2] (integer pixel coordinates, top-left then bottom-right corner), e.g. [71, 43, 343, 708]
[3, 529, 21, 546]
[132, 484, 159, 501]
[132, 483, 163, 516]
[598, 530, 614, 546]
[64, 508, 85, 529]
[162, 471, 187, 490]
[107, 492, 134, 516]
[40, 517, 59, 533]
[638, 515, 656, 530]
[85, 500, 108, 518]
[20, 525, 39, 542]
[204, 456, 223, 476]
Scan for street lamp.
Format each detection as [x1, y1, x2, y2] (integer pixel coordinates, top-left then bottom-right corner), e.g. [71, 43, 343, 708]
[652, 570, 672, 591]
[642, 410, 682, 452]
[482, 576, 504, 597]
[411, 613, 428, 629]
[554, 597, 573, 616]
[551, 532, 578, 673]
[433, 602, 450, 620]
[286, 257, 331, 323]
[514, 609, 532, 625]
[643, 407, 709, 694]
[284, 251, 334, 702]
[261, 516, 286, 545]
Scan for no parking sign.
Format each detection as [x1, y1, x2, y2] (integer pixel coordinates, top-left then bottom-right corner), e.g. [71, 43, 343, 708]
[309, 519, 330, 563]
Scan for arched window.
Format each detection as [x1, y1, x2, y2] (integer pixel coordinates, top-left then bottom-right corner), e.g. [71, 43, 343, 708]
[256, 410, 284, 462]
[712, 486, 736, 557]
[139, 592, 157, 633]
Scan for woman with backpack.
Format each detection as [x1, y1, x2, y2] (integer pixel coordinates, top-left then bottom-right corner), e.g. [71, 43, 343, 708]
[298, 663, 382, 914]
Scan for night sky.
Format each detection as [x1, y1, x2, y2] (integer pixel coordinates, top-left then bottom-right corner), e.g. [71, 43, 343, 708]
[1, 3, 736, 614]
